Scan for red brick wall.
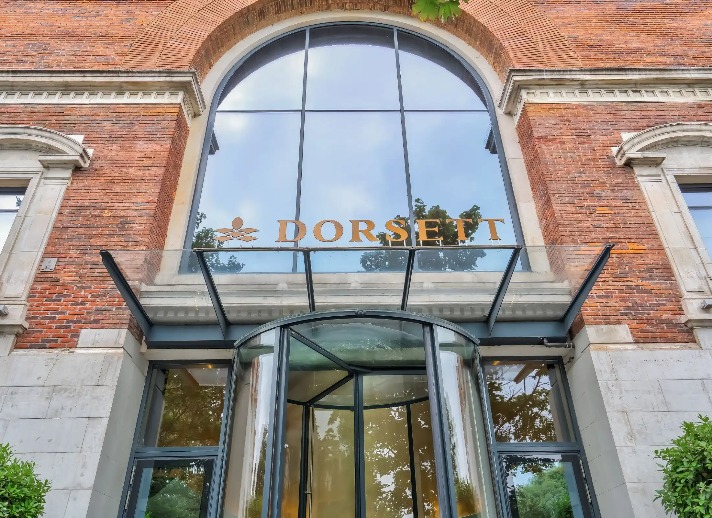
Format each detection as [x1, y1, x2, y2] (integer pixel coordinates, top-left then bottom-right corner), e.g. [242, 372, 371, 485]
[0, 1, 172, 69]
[517, 102, 712, 343]
[2, 105, 187, 349]
[2, 1, 709, 348]
[3, 1, 712, 78]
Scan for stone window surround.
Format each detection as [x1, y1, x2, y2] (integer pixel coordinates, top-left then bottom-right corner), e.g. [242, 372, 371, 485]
[613, 122, 712, 332]
[0, 125, 92, 336]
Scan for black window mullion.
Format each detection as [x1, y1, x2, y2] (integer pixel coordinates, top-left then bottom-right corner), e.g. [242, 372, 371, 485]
[475, 351, 509, 518]
[267, 326, 291, 518]
[423, 324, 457, 518]
[294, 29, 309, 235]
[394, 29, 416, 242]
[290, 29, 310, 273]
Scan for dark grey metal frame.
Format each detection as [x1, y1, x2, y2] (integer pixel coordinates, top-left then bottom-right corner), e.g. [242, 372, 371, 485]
[119, 361, 234, 518]
[477, 356, 601, 518]
[101, 243, 613, 349]
[119, 316, 603, 518]
[182, 22, 525, 253]
[251, 317, 477, 518]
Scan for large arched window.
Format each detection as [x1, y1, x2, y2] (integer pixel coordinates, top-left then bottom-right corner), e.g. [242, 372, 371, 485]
[188, 24, 519, 255]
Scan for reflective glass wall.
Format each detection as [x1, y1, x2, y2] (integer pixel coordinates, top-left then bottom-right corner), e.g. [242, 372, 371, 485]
[188, 24, 519, 269]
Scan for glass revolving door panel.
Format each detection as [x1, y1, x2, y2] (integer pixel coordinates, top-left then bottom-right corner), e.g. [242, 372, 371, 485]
[284, 369, 437, 518]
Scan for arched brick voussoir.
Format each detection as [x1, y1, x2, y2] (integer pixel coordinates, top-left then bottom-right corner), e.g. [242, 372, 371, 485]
[122, 0, 581, 80]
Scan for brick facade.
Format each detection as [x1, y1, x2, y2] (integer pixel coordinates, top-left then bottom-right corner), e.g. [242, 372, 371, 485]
[0, 105, 188, 349]
[1, 4, 711, 518]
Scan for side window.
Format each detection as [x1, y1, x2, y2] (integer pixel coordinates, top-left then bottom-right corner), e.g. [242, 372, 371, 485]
[122, 364, 229, 518]
[679, 184, 712, 259]
[0, 187, 26, 253]
[483, 360, 596, 518]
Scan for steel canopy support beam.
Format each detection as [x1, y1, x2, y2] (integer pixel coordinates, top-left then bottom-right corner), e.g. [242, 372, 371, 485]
[401, 248, 416, 311]
[290, 329, 355, 373]
[561, 244, 614, 331]
[195, 250, 229, 339]
[304, 250, 316, 312]
[486, 246, 522, 333]
[100, 250, 153, 338]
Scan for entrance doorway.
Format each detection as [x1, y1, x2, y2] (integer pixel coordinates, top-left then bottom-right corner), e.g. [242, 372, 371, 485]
[223, 316, 495, 518]
[283, 368, 438, 518]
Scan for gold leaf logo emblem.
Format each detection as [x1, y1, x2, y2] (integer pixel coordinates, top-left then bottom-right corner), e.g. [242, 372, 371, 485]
[216, 217, 259, 243]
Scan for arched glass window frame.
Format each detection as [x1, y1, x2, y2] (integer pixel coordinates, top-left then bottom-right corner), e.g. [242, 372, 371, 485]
[183, 22, 525, 252]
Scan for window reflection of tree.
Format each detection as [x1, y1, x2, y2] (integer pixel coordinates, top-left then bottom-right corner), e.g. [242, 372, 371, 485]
[360, 198, 485, 272]
[156, 369, 226, 447]
[504, 459, 574, 518]
[144, 463, 207, 518]
[486, 364, 557, 443]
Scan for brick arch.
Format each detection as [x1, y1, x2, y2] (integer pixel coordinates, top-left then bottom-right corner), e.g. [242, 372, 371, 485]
[121, 0, 581, 80]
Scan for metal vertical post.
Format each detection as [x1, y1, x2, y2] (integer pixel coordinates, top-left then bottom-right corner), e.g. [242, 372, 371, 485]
[354, 374, 366, 518]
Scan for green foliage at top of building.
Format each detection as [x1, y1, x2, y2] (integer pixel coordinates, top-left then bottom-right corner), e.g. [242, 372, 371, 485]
[412, 0, 466, 22]
[655, 414, 712, 518]
[0, 443, 50, 518]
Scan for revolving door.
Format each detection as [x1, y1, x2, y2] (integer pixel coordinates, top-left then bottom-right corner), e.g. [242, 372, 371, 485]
[222, 315, 496, 518]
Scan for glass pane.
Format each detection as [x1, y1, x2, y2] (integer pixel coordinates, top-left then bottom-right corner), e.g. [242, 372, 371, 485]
[193, 112, 300, 248]
[503, 454, 592, 518]
[406, 112, 515, 245]
[129, 458, 212, 518]
[306, 25, 399, 110]
[310, 407, 356, 515]
[0, 192, 23, 210]
[411, 400, 441, 517]
[309, 249, 409, 311]
[292, 318, 425, 368]
[202, 249, 309, 323]
[281, 333, 352, 516]
[437, 328, 496, 518]
[224, 331, 277, 518]
[219, 31, 305, 110]
[689, 207, 712, 254]
[282, 403, 303, 518]
[299, 112, 408, 247]
[484, 361, 574, 443]
[397, 31, 486, 111]
[407, 248, 511, 319]
[681, 189, 712, 207]
[287, 335, 349, 404]
[0, 212, 19, 252]
[143, 365, 228, 447]
[362, 374, 439, 518]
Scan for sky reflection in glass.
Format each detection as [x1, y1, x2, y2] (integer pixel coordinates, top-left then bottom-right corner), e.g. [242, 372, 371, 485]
[192, 25, 517, 266]
[406, 112, 514, 244]
[306, 25, 399, 110]
[299, 112, 408, 246]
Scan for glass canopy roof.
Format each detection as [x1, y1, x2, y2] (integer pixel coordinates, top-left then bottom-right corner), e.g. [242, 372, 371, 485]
[101, 244, 612, 348]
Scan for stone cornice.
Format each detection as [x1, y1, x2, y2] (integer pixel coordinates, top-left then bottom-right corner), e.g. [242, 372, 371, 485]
[0, 70, 206, 121]
[500, 68, 712, 123]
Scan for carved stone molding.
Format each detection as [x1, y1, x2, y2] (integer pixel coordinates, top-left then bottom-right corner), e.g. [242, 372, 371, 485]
[612, 122, 712, 166]
[0, 70, 206, 122]
[499, 68, 712, 123]
[0, 125, 92, 168]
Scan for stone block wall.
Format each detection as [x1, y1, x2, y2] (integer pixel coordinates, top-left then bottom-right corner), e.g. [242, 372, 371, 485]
[568, 325, 712, 518]
[0, 330, 146, 518]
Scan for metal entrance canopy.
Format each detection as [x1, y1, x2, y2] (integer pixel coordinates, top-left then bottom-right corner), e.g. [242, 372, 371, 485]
[100, 244, 613, 348]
